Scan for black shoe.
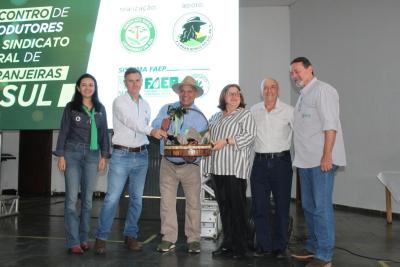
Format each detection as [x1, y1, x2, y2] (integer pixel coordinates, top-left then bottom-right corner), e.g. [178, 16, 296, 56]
[273, 250, 287, 260]
[253, 249, 271, 258]
[232, 252, 248, 260]
[212, 247, 232, 257]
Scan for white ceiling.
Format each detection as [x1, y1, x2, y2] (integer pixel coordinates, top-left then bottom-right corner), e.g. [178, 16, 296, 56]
[240, 0, 297, 7]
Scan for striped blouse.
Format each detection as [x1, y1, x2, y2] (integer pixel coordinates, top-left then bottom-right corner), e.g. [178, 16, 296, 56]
[204, 108, 256, 180]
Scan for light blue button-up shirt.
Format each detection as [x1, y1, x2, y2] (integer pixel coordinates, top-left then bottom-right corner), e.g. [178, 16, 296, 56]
[293, 78, 346, 168]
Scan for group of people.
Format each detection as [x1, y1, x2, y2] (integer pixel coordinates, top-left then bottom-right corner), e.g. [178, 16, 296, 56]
[55, 57, 345, 267]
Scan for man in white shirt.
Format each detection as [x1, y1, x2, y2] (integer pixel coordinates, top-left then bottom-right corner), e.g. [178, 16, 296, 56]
[94, 68, 167, 254]
[290, 57, 346, 267]
[250, 78, 294, 259]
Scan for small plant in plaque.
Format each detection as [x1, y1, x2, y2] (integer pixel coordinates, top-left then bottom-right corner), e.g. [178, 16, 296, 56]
[166, 105, 187, 145]
[167, 105, 187, 121]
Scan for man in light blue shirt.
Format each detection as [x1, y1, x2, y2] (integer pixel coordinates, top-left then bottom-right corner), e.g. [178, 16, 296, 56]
[290, 57, 346, 267]
[152, 76, 207, 254]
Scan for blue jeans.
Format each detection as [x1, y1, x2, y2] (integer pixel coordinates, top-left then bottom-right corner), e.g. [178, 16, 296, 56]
[64, 142, 100, 248]
[299, 165, 338, 261]
[96, 148, 148, 240]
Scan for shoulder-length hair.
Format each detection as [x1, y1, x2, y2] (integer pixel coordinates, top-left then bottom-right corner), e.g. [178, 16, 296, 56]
[70, 73, 102, 112]
[217, 83, 246, 111]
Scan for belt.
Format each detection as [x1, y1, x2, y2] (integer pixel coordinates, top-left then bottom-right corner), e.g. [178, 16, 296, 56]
[165, 157, 199, 166]
[169, 161, 186, 166]
[255, 150, 290, 159]
[113, 144, 147, 152]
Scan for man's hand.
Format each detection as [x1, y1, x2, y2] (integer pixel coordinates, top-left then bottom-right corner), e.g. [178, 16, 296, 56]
[320, 153, 333, 172]
[58, 156, 66, 172]
[98, 158, 107, 172]
[321, 130, 336, 172]
[151, 128, 168, 139]
[161, 118, 171, 131]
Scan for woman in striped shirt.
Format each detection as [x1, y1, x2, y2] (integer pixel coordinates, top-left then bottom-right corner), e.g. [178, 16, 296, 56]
[205, 84, 256, 259]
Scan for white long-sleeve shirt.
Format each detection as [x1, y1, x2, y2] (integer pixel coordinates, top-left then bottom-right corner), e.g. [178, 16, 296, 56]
[112, 93, 152, 147]
[250, 99, 294, 153]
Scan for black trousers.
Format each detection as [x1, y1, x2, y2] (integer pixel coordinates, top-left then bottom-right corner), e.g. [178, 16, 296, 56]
[250, 153, 293, 252]
[212, 174, 247, 254]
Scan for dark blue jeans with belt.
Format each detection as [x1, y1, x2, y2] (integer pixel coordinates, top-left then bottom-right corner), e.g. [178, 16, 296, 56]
[250, 151, 293, 252]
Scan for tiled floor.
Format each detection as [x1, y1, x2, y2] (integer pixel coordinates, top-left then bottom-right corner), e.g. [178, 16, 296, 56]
[0, 197, 399, 267]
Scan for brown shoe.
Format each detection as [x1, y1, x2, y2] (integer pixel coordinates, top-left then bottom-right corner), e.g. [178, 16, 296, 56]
[68, 245, 83, 254]
[94, 238, 106, 255]
[291, 248, 314, 261]
[80, 242, 90, 251]
[125, 236, 143, 251]
[305, 258, 332, 267]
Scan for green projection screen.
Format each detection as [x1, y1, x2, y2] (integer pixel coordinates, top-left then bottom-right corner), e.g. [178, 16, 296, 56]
[0, 0, 238, 130]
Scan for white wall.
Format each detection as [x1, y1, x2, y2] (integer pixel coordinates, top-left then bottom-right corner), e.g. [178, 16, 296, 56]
[239, 6, 291, 107]
[290, 0, 400, 213]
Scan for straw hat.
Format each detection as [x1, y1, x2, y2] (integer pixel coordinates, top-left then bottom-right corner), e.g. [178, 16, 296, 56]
[172, 76, 204, 97]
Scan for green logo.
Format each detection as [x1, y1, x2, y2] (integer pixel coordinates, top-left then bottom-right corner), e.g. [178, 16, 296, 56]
[191, 73, 209, 96]
[120, 17, 156, 52]
[173, 13, 213, 52]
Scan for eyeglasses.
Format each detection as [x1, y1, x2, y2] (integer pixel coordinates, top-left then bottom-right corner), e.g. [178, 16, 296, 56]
[226, 92, 241, 97]
[264, 85, 278, 90]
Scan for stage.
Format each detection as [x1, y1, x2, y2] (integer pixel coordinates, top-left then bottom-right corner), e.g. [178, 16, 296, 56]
[0, 197, 398, 267]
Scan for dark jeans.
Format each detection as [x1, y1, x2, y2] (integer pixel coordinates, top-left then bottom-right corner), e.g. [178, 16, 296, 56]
[250, 152, 293, 252]
[212, 175, 247, 254]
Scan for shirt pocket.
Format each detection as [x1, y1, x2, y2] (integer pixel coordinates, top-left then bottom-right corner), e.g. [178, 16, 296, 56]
[301, 101, 322, 137]
[94, 111, 105, 127]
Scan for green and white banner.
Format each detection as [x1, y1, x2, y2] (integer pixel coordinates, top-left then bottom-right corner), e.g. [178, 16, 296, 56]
[0, 0, 100, 129]
[0, 0, 238, 129]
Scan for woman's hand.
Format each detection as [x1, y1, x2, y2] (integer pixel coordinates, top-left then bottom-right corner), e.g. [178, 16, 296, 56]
[98, 158, 107, 172]
[57, 156, 66, 172]
[212, 139, 228, 151]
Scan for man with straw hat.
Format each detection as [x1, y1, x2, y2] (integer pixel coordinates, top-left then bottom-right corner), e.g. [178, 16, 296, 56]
[152, 75, 207, 254]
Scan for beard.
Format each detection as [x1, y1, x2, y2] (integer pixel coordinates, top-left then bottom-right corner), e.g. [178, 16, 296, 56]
[293, 79, 305, 88]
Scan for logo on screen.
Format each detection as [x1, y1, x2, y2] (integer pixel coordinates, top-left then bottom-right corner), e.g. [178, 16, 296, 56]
[192, 74, 209, 96]
[173, 13, 213, 52]
[120, 17, 156, 52]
